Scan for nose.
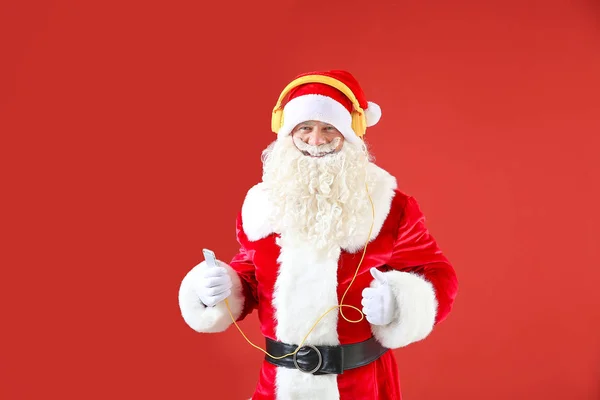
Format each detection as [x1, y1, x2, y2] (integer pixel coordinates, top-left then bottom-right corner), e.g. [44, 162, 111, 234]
[307, 129, 327, 146]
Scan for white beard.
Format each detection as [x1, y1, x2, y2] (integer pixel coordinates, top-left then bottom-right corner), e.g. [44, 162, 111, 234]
[260, 135, 376, 258]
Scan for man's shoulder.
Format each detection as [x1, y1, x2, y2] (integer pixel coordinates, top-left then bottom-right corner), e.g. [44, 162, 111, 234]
[391, 189, 411, 208]
[367, 162, 412, 205]
[238, 182, 273, 242]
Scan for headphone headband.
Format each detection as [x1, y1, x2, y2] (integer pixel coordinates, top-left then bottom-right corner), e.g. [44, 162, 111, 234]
[272, 75, 365, 115]
[271, 74, 367, 138]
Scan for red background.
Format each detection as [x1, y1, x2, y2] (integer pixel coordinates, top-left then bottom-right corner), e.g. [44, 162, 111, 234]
[1, 0, 599, 399]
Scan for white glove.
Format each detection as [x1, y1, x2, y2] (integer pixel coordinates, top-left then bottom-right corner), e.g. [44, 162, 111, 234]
[195, 262, 233, 307]
[361, 267, 396, 326]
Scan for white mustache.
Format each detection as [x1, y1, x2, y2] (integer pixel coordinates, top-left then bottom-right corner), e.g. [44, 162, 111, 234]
[293, 136, 342, 157]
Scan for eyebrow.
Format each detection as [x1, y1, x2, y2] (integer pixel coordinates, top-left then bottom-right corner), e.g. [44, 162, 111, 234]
[295, 122, 335, 129]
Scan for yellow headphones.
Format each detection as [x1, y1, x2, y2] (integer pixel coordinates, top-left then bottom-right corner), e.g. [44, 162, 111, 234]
[271, 74, 368, 139]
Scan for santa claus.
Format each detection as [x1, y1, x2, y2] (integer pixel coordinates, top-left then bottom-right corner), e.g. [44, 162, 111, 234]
[178, 70, 459, 399]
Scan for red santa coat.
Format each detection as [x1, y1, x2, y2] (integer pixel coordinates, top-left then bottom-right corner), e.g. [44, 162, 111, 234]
[179, 164, 458, 400]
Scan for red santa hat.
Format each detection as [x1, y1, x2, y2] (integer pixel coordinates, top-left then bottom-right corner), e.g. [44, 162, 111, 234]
[276, 70, 381, 145]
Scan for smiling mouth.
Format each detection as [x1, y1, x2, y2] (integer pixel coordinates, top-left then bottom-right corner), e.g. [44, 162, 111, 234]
[300, 149, 336, 157]
[292, 136, 340, 158]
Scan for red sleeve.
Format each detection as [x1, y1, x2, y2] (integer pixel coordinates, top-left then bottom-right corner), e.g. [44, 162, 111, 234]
[386, 195, 459, 324]
[228, 212, 259, 322]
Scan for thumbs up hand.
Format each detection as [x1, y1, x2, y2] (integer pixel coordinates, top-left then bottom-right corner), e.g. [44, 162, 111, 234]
[361, 268, 396, 326]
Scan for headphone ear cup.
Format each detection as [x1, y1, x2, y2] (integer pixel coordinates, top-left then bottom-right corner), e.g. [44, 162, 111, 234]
[272, 109, 283, 133]
[352, 111, 366, 138]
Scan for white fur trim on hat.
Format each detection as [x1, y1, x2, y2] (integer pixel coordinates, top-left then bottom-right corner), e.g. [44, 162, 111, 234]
[365, 101, 381, 127]
[276, 94, 362, 145]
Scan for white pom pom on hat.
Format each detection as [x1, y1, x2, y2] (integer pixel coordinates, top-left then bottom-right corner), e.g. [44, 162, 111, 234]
[365, 101, 382, 127]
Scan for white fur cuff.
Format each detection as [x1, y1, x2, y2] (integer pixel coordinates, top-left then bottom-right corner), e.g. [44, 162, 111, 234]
[370, 270, 438, 349]
[178, 260, 245, 333]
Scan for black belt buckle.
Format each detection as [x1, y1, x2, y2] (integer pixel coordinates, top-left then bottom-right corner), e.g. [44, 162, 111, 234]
[292, 344, 323, 374]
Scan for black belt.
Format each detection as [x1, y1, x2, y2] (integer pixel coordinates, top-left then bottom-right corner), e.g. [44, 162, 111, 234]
[264, 336, 388, 375]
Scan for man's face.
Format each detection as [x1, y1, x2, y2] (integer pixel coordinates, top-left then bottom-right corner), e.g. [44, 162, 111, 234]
[291, 120, 344, 157]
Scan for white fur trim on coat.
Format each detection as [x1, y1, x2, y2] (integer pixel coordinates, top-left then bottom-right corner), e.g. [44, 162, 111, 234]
[241, 183, 273, 242]
[272, 237, 342, 398]
[342, 163, 397, 253]
[275, 368, 339, 400]
[178, 260, 245, 333]
[370, 270, 438, 349]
